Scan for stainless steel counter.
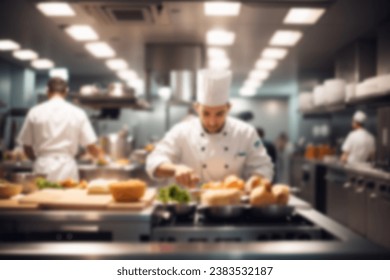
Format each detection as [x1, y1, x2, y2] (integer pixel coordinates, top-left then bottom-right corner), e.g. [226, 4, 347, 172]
[0, 196, 388, 259]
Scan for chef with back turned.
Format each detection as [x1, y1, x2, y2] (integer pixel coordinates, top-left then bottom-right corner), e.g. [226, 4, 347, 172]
[146, 69, 274, 187]
[18, 77, 103, 182]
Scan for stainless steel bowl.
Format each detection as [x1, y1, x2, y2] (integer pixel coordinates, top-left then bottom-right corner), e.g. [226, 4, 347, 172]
[166, 202, 197, 217]
[199, 205, 246, 220]
[10, 172, 46, 194]
[248, 205, 294, 220]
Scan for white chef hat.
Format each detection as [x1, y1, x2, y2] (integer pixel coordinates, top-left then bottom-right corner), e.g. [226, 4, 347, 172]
[197, 69, 232, 106]
[353, 110, 367, 123]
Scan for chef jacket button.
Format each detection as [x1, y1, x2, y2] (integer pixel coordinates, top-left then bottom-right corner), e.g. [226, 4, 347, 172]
[201, 147, 205, 152]
[202, 164, 207, 169]
[200, 133, 205, 137]
[223, 132, 227, 136]
[224, 146, 229, 151]
[225, 164, 229, 169]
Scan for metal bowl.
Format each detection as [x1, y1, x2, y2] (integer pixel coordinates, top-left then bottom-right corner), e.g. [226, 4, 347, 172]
[164, 202, 197, 218]
[10, 172, 46, 194]
[199, 205, 246, 220]
[248, 205, 294, 221]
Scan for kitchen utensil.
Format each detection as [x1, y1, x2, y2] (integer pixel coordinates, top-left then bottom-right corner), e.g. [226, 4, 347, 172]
[164, 201, 197, 218]
[10, 172, 46, 194]
[248, 205, 294, 220]
[0, 183, 23, 199]
[324, 79, 346, 104]
[313, 85, 325, 106]
[100, 130, 134, 160]
[198, 205, 246, 220]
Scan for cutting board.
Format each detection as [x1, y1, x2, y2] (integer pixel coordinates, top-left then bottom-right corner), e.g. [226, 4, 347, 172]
[107, 188, 156, 210]
[0, 196, 39, 210]
[20, 189, 112, 210]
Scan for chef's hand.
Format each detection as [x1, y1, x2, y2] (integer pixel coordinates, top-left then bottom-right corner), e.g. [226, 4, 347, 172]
[174, 165, 199, 188]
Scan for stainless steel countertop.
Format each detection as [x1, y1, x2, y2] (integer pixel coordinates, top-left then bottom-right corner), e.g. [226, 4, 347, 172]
[302, 158, 390, 180]
[0, 196, 388, 259]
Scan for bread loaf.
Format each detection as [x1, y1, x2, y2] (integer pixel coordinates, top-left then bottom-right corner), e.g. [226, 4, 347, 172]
[272, 184, 290, 205]
[201, 189, 241, 206]
[109, 179, 146, 202]
[249, 184, 276, 206]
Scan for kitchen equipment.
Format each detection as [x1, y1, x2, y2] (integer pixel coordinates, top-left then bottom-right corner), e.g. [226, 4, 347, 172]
[376, 107, 390, 171]
[248, 205, 294, 221]
[0, 183, 22, 199]
[345, 83, 356, 102]
[198, 205, 246, 220]
[159, 202, 197, 218]
[100, 128, 134, 161]
[313, 85, 326, 107]
[107, 83, 135, 98]
[10, 172, 46, 194]
[0, 197, 39, 210]
[324, 79, 346, 105]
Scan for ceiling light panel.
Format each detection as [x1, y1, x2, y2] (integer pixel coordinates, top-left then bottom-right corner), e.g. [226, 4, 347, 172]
[262, 48, 288, 59]
[270, 30, 303, 46]
[85, 42, 116, 58]
[249, 70, 270, 81]
[207, 47, 227, 59]
[31, 59, 54, 70]
[36, 2, 75, 17]
[255, 59, 278, 70]
[13, 49, 38, 60]
[117, 70, 137, 81]
[284, 8, 325, 24]
[65, 25, 99, 41]
[208, 57, 231, 69]
[204, 2, 241, 16]
[207, 30, 235, 46]
[106, 59, 128, 71]
[0, 40, 20, 51]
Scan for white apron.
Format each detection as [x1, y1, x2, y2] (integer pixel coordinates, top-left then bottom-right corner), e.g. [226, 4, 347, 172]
[34, 154, 79, 182]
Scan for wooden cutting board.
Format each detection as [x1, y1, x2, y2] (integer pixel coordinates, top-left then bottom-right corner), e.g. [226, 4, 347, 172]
[20, 189, 112, 210]
[107, 188, 156, 210]
[0, 196, 39, 210]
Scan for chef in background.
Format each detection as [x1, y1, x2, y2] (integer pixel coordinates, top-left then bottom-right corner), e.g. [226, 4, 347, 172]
[18, 77, 103, 181]
[146, 69, 274, 187]
[341, 110, 375, 164]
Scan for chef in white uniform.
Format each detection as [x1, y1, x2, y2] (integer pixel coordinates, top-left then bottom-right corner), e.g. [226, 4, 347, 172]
[146, 69, 274, 187]
[341, 111, 375, 164]
[18, 77, 103, 181]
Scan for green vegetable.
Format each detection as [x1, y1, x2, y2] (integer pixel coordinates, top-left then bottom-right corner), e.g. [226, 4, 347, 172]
[157, 184, 191, 204]
[35, 178, 63, 190]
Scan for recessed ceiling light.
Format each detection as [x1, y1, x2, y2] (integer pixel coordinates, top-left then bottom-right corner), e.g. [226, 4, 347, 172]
[239, 87, 257, 97]
[208, 57, 231, 69]
[49, 68, 69, 81]
[36, 2, 75, 17]
[206, 30, 235, 46]
[207, 47, 227, 59]
[249, 70, 270, 81]
[31, 59, 54, 70]
[85, 42, 115, 58]
[117, 70, 137, 81]
[269, 30, 303, 46]
[65, 25, 99, 41]
[204, 2, 241, 16]
[262, 48, 288, 59]
[284, 8, 325, 24]
[255, 59, 278, 70]
[0, 40, 20, 51]
[12, 49, 38, 60]
[106, 59, 128, 71]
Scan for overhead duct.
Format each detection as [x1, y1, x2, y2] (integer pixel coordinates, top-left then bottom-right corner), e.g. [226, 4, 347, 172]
[144, 43, 205, 101]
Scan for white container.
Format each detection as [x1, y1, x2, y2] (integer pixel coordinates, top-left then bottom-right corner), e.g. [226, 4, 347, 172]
[313, 85, 325, 107]
[298, 92, 314, 111]
[324, 78, 346, 104]
[356, 76, 381, 98]
[345, 83, 356, 102]
[376, 73, 390, 93]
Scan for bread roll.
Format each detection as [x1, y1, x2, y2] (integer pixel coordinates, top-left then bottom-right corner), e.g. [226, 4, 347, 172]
[87, 179, 117, 194]
[201, 181, 223, 190]
[272, 184, 290, 205]
[201, 189, 241, 206]
[223, 175, 244, 190]
[109, 179, 146, 202]
[249, 184, 276, 206]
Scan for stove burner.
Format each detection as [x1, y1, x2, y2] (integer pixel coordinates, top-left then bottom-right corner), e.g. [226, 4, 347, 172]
[152, 209, 337, 243]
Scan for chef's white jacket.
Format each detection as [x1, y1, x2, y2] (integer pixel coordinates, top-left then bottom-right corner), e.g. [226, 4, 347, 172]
[342, 128, 375, 164]
[146, 117, 274, 182]
[17, 97, 97, 181]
